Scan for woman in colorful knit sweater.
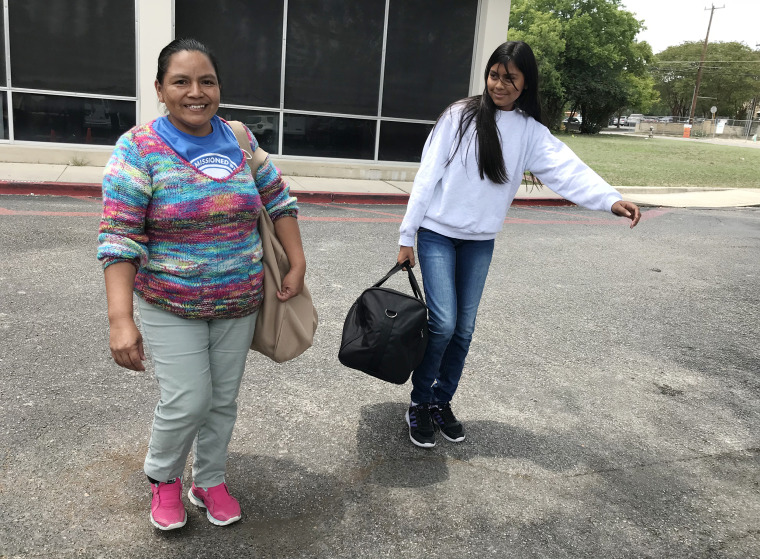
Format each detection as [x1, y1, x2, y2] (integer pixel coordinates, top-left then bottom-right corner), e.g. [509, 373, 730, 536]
[397, 41, 641, 449]
[97, 39, 304, 531]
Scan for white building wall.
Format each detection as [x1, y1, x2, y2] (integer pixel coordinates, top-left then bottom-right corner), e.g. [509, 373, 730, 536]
[137, 0, 172, 125]
[471, 0, 511, 96]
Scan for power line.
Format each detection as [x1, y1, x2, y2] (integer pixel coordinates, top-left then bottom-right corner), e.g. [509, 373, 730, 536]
[689, 4, 725, 125]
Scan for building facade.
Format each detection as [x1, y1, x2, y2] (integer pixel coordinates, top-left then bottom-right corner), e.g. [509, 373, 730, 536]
[0, 0, 509, 165]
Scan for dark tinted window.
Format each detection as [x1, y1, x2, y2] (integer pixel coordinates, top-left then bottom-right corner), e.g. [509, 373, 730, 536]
[382, 1, 477, 120]
[9, 0, 136, 96]
[217, 107, 280, 154]
[13, 93, 135, 145]
[175, 0, 284, 108]
[283, 114, 375, 159]
[378, 121, 434, 162]
[0, 8, 5, 85]
[0, 93, 8, 140]
[285, 0, 384, 115]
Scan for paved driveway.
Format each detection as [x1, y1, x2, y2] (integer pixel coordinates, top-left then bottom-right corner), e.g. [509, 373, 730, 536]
[1, 197, 758, 558]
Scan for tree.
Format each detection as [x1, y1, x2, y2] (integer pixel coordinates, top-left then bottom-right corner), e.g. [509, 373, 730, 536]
[651, 42, 760, 120]
[509, 0, 656, 132]
[508, 4, 566, 126]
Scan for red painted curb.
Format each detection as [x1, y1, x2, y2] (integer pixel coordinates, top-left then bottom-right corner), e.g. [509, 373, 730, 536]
[0, 181, 575, 206]
[0, 181, 103, 197]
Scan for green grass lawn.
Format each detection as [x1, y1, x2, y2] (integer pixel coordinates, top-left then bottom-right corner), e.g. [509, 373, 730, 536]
[555, 133, 760, 188]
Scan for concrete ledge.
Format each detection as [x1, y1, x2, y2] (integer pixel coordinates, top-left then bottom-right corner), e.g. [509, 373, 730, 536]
[0, 144, 421, 181]
[276, 159, 419, 181]
[0, 144, 113, 166]
[623, 187, 760, 208]
[0, 180, 576, 206]
[617, 186, 727, 194]
[286, 176, 410, 194]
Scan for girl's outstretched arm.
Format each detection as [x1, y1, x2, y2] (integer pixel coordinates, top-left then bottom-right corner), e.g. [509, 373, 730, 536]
[611, 200, 641, 228]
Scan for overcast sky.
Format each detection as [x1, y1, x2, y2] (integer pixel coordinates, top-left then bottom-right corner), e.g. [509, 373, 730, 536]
[621, 0, 760, 54]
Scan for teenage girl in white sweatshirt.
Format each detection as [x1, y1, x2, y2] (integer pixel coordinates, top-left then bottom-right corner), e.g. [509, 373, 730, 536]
[397, 41, 641, 448]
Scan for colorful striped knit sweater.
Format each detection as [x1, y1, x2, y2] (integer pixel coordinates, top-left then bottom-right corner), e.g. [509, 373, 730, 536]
[97, 119, 298, 320]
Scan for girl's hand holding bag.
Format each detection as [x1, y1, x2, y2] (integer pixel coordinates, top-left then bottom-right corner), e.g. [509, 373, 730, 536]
[338, 261, 428, 384]
[229, 120, 318, 363]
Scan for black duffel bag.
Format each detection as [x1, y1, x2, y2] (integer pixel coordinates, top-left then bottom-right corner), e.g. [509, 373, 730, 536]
[339, 261, 428, 384]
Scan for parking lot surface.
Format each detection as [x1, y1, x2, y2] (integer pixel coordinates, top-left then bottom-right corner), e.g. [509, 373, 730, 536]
[1, 196, 758, 558]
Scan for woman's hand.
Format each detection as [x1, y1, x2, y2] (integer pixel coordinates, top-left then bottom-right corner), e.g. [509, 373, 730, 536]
[611, 200, 641, 228]
[398, 246, 416, 268]
[109, 317, 146, 371]
[277, 267, 305, 301]
[272, 215, 307, 302]
[104, 262, 144, 371]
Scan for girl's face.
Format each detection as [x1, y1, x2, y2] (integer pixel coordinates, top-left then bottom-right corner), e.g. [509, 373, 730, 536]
[155, 50, 220, 136]
[486, 61, 525, 111]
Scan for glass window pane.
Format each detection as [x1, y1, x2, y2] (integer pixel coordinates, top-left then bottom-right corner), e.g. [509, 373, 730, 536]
[0, 93, 8, 140]
[285, 0, 384, 115]
[378, 121, 434, 162]
[175, 0, 283, 108]
[0, 8, 5, 85]
[9, 0, 135, 96]
[283, 114, 375, 159]
[383, 1, 477, 120]
[13, 93, 136, 145]
[217, 107, 280, 154]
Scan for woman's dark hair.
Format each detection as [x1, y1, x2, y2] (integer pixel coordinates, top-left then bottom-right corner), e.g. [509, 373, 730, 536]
[156, 38, 221, 86]
[446, 41, 543, 183]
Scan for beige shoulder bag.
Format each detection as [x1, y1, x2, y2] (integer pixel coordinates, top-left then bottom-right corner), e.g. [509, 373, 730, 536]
[229, 120, 318, 363]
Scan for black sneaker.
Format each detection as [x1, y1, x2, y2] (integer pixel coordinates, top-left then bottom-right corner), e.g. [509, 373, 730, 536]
[405, 404, 436, 448]
[430, 402, 465, 442]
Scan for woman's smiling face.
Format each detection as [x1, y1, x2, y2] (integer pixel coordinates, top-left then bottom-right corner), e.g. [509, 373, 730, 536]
[486, 61, 525, 111]
[154, 50, 220, 136]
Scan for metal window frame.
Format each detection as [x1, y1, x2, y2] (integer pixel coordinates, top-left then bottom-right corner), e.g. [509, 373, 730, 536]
[3, 0, 12, 142]
[373, 0, 391, 160]
[168, 0, 484, 163]
[0, 0, 140, 146]
[0, 0, 481, 152]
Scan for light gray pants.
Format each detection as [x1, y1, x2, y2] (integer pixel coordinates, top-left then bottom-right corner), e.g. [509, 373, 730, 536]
[137, 296, 257, 488]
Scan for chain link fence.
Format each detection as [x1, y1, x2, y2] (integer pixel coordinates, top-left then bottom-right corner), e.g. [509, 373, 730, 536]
[633, 118, 760, 140]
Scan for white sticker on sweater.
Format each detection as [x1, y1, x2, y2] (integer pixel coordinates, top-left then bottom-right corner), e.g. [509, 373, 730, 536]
[191, 153, 238, 178]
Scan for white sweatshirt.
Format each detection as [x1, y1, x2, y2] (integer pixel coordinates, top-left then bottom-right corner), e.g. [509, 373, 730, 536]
[398, 105, 623, 247]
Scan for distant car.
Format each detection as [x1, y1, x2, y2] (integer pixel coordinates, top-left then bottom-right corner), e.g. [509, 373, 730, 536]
[563, 116, 582, 132]
[658, 116, 674, 123]
[627, 114, 644, 125]
[609, 115, 627, 126]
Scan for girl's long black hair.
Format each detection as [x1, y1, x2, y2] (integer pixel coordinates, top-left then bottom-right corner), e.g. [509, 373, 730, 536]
[446, 41, 543, 183]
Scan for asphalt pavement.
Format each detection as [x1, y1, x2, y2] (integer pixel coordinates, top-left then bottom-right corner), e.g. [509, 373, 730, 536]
[0, 195, 758, 558]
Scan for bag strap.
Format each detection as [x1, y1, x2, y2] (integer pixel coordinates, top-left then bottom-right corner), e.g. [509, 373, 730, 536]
[373, 261, 425, 302]
[228, 120, 268, 173]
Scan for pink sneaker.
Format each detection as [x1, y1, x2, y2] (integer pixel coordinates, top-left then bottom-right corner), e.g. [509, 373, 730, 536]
[188, 482, 242, 526]
[150, 478, 187, 530]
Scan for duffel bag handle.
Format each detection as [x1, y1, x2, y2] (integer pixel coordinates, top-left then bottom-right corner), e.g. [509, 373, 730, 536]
[373, 260, 425, 302]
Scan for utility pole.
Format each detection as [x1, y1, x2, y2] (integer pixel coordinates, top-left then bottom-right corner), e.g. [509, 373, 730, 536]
[688, 4, 725, 125]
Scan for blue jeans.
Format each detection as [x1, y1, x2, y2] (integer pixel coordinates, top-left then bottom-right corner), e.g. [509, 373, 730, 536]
[411, 228, 494, 404]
